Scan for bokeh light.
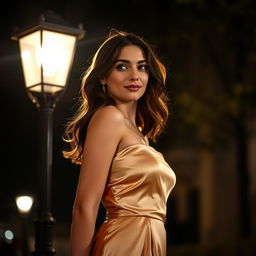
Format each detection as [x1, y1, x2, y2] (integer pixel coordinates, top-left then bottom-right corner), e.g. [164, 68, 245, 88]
[15, 195, 34, 214]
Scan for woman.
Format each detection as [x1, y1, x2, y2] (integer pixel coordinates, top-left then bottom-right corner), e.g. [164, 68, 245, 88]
[63, 30, 176, 256]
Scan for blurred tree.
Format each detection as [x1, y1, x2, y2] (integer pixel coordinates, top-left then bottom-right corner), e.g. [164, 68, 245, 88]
[159, 0, 256, 238]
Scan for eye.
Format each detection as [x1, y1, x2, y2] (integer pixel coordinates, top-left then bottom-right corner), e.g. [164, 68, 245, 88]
[138, 64, 148, 71]
[115, 64, 127, 71]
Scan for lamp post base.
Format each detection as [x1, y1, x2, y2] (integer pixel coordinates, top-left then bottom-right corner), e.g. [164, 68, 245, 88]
[33, 217, 56, 256]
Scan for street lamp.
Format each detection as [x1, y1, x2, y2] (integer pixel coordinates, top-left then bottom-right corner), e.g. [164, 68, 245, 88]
[12, 11, 85, 256]
[16, 195, 34, 256]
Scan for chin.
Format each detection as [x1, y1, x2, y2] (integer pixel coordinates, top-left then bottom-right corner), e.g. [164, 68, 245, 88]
[112, 92, 145, 104]
[126, 95, 143, 102]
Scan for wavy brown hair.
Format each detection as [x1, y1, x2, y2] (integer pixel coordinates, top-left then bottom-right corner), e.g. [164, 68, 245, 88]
[63, 30, 169, 164]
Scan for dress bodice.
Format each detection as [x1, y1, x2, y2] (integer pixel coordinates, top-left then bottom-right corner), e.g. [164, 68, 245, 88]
[101, 143, 176, 223]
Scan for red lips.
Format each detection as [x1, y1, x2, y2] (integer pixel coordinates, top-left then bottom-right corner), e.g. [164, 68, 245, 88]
[124, 85, 142, 91]
[124, 85, 141, 88]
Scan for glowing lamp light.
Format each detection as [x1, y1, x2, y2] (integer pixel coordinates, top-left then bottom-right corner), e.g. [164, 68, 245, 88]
[16, 195, 34, 214]
[18, 30, 76, 94]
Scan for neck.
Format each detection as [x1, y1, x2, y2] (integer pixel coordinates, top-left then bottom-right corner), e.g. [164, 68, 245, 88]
[115, 101, 138, 125]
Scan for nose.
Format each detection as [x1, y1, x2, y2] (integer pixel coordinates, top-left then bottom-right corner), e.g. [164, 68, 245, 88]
[129, 67, 139, 81]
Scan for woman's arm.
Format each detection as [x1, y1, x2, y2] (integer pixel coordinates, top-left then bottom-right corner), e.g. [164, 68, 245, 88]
[70, 106, 124, 256]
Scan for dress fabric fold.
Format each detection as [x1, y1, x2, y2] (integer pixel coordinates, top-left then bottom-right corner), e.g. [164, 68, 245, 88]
[91, 144, 176, 256]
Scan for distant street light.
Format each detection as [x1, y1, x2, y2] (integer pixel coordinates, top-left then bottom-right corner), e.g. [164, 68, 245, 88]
[16, 195, 34, 214]
[12, 11, 85, 256]
[16, 195, 34, 256]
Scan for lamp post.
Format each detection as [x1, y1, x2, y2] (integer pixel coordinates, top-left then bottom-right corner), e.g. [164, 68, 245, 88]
[16, 195, 34, 256]
[12, 11, 85, 256]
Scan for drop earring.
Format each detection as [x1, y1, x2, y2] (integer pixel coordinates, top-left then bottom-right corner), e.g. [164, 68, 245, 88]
[102, 84, 107, 94]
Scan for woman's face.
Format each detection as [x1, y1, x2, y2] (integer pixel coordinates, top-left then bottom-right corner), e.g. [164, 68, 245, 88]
[101, 45, 149, 104]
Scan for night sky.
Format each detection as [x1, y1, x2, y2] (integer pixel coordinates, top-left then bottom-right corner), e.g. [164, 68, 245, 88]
[1, 0, 178, 227]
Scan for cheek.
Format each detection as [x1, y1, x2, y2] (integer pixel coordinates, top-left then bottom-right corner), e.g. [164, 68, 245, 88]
[107, 74, 124, 85]
[143, 74, 149, 85]
[143, 84, 148, 93]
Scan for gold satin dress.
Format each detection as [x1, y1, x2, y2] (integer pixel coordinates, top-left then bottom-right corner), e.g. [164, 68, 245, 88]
[91, 143, 176, 256]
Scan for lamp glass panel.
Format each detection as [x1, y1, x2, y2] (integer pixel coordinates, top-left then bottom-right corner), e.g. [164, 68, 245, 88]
[19, 31, 41, 89]
[41, 30, 76, 92]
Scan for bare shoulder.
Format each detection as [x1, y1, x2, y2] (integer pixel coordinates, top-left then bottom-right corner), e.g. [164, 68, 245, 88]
[86, 105, 126, 141]
[89, 105, 125, 127]
[84, 105, 125, 159]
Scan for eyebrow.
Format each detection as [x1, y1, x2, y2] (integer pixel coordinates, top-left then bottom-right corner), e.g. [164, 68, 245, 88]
[114, 59, 148, 64]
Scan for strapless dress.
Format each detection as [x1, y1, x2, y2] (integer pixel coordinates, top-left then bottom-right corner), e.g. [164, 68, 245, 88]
[91, 143, 176, 256]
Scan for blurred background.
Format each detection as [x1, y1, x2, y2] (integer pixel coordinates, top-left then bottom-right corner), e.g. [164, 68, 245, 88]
[0, 0, 256, 255]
